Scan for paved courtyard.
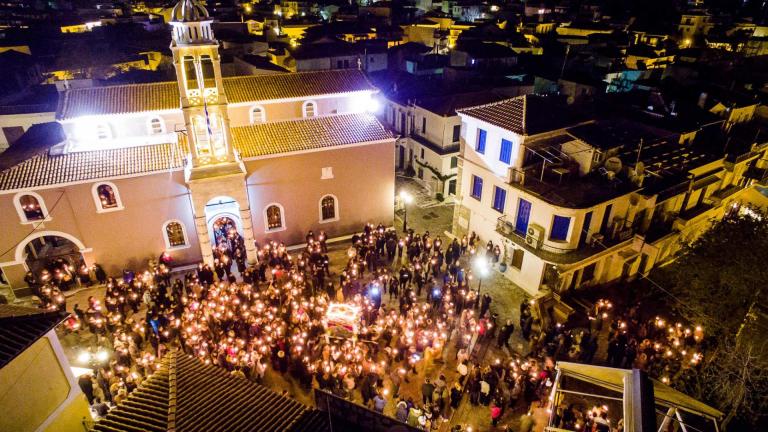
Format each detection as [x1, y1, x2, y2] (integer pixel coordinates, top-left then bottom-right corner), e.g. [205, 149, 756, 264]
[51, 177, 545, 432]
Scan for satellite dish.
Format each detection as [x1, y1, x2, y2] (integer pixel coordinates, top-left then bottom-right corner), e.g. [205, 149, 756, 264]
[605, 157, 623, 173]
[635, 161, 645, 175]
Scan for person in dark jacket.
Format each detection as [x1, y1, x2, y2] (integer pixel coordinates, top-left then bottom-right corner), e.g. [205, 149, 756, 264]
[421, 378, 435, 405]
[78, 374, 95, 404]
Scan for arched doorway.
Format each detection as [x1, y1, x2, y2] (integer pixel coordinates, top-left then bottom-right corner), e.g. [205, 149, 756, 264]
[20, 234, 86, 290]
[205, 196, 247, 268]
[210, 215, 242, 255]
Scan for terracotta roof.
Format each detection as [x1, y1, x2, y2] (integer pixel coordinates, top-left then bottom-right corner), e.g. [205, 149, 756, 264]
[457, 95, 588, 135]
[0, 305, 68, 369]
[93, 350, 328, 432]
[57, 70, 376, 120]
[0, 142, 185, 191]
[0, 113, 391, 191]
[231, 113, 393, 158]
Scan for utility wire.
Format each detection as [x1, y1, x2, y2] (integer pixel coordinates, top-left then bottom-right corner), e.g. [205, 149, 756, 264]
[0, 191, 66, 261]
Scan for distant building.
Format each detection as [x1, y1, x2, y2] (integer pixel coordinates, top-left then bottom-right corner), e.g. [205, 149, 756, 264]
[450, 42, 517, 69]
[678, 12, 715, 39]
[285, 38, 387, 72]
[384, 91, 506, 197]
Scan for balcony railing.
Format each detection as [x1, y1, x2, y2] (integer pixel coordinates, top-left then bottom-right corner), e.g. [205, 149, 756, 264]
[495, 216, 636, 265]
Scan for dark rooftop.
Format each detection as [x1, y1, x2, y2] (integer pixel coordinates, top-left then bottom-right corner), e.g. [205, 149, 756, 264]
[567, 120, 669, 151]
[0, 305, 68, 369]
[415, 90, 507, 116]
[458, 95, 589, 136]
[93, 350, 328, 432]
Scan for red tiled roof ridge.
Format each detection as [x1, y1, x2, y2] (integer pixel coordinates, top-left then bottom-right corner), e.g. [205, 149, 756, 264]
[455, 94, 527, 114]
[57, 70, 378, 120]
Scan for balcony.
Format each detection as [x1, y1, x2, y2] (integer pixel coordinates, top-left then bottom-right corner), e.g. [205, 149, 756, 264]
[673, 202, 720, 230]
[506, 165, 638, 209]
[708, 184, 744, 205]
[495, 216, 636, 265]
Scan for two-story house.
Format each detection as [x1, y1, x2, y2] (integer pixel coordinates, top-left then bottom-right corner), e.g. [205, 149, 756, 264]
[452, 95, 767, 295]
[384, 91, 505, 198]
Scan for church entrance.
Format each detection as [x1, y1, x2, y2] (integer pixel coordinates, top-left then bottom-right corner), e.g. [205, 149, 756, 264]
[211, 216, 242, 255]
[22, 235, 86, 290]
[205, 196, 247, 274]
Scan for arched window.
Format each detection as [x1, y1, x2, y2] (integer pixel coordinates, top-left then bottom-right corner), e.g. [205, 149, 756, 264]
[15, 193, 47, 222]
[148, 117, 165, 135]
[319, 194, 339, 222]
[264, 204, 285, 232]
[91, 182, 123, 212]
[302, 100, 317, 118]
[250, 105, 266, 124]
[163, 220, 188, 249]
[95, 123, 111, 140]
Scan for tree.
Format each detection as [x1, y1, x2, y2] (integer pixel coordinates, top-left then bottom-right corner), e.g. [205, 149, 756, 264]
[652, 211, 768, 430]
[655, 211, 768, 338]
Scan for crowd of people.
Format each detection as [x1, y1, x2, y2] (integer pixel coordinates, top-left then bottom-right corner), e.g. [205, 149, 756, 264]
[35, 221, 663, 431]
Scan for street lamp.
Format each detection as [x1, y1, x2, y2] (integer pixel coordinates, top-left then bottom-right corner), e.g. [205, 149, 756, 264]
[399, 190, 413, 233]
[473, 256, 489, 307]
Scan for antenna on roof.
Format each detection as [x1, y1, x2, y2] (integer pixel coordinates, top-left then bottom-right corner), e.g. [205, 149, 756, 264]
[559, 44, 570, 80]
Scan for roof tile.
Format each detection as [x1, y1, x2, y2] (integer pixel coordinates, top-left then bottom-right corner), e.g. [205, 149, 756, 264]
[92, 350, 328, 432]
[0, 113, 392, 191]
[457, 94, 587, 136]
[58, 70, 376, 120]
[0, 305, 68, 369]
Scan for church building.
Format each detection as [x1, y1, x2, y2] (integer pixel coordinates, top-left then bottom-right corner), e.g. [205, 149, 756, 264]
[0, 0, 395, 297]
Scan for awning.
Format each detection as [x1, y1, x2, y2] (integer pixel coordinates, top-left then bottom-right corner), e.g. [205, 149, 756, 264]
[556, 362, 723, 419]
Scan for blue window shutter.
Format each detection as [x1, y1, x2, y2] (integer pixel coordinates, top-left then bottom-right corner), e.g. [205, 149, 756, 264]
[515, 199, 531, 233]
[500, 139, 512, 164]
[550, 215, 571, 241]
[476, 129, 486, 154]
[471, 175, 483, 199]
[493, 187, 506, 212]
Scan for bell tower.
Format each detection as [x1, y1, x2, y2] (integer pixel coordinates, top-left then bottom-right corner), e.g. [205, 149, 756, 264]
[171, 0, 241, 176]
[170, 0, 257, 266]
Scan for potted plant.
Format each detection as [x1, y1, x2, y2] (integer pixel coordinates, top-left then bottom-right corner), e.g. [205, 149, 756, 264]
[499, 241, 509, 272]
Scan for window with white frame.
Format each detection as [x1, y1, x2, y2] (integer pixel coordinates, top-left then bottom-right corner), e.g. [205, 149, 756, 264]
[250, 105, 266, 124]
[264, 204, 285, 231]
[321, 167, 334, 179]
[14, 191, 49, 223]
[163, 220, 188, 249]
[303, 100, 317, 118]
[319, 194, 339, 222]
[92, 182, 123, 212]
[95, 123, 112, 140]
[148, 117, 165, 135]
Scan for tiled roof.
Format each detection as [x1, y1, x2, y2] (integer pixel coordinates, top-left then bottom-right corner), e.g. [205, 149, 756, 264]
[0, 114, 391, 191]
[57, 70, 376, 119]
[0, 142, 185, 191]
[415, 90, 506, 117]
[457, 95, 588, 136]
[93, 350, 328, 432]
[231, 113, 393, 158]
[0, 305, 68, 369]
